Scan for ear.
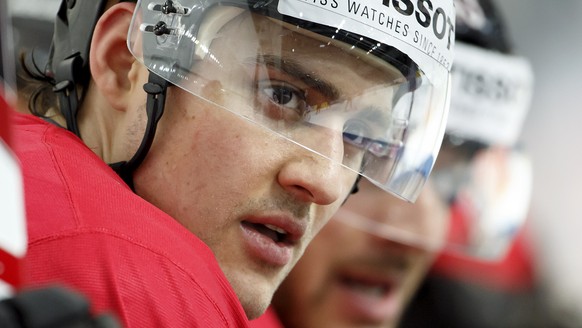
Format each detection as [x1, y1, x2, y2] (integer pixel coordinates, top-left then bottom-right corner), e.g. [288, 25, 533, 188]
[90, 2, 139, 111]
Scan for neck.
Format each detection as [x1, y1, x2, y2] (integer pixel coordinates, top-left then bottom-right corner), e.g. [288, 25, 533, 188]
[77, 82, 130, 164]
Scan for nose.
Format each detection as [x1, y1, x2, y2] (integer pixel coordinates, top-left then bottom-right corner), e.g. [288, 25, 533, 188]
[365, 184, 448, 251]
[277, 128, 353, 205]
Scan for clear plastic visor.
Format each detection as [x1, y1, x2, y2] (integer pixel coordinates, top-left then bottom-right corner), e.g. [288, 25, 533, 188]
[128, 0, 451, 201]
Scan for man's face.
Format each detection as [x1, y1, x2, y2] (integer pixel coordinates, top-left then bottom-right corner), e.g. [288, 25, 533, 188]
[128, 11, 401, 319]
[272, 179, 449, 328]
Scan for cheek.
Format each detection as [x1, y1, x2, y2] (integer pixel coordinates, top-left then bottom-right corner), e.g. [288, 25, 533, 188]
[304, 220, 365, 272]
[137, 96, 286, 222]
[308, 204, 340, 240]
[283, 229, 340, 302]
[155, 99, 258, 183]
[400, 251, 434, 297]
[133, 103, 248, 216]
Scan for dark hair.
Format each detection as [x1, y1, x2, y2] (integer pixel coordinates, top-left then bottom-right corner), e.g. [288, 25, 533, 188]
[18, 0, 121, 118]
[18, 50, 58, 116]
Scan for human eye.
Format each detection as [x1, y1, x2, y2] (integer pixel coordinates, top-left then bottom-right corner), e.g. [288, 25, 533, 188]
[343, 119, 370, 148]
[367, 140, 394, 158]
[256, 80, 309, 122]
[343, 117, 395, 158]
[341, 119, 370, 169]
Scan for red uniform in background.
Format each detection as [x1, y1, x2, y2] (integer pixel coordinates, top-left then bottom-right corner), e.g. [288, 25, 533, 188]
[431, 203, 535, 292]
[14, 112, 250, 327]
[0, 93, 25, 297]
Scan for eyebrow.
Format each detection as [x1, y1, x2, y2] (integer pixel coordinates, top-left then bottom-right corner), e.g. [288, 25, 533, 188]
[252, 54, 341, 101]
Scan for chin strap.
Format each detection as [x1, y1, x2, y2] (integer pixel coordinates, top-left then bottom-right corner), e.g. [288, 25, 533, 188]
[350, 174, 362, 195]
[109, 72, 168, 190]
[341, 174, 362, 206]
[52, 54, 83, 138]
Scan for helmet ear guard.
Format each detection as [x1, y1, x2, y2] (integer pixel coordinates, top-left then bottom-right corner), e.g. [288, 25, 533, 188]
[22, 0, 176, 188]
[45, 0, 109, 137]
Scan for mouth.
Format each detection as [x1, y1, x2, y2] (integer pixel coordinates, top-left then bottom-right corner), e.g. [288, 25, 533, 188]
[339, 272, 395, 298]
[242, 222, 295, 245]
[240, 215, 306, 267]
[334, 270, 402, 323]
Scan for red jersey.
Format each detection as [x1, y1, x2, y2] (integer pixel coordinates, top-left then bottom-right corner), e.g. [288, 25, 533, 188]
[13, 112, 250, 327]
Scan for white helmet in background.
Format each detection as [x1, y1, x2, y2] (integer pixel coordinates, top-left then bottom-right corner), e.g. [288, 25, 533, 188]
[432, 0, 534, 261]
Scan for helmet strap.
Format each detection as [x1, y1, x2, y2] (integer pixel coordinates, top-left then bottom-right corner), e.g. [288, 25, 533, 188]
[341, 174, 362, 206]
[350, 174, 362, 195]
[109, 72, 168, 190]
[52, 54, 83, 137]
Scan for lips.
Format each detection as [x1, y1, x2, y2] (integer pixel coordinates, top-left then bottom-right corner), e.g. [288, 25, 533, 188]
[335, 270, 402, 324]
[240, 214, 307, 267]
[340, 274, 394, 297]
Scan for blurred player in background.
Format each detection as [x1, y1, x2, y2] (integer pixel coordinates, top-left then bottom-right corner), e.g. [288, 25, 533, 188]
[252, 0, 536, 327]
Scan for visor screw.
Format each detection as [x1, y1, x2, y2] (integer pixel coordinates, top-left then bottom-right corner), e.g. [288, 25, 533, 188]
[153, 21, 170, 36]
[161, 0, 177, 14]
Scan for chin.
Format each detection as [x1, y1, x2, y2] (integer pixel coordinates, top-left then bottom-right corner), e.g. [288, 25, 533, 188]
[226, 270, 279, 320]
[236, 279, 275, 319]
[242, 295, 271, 320]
